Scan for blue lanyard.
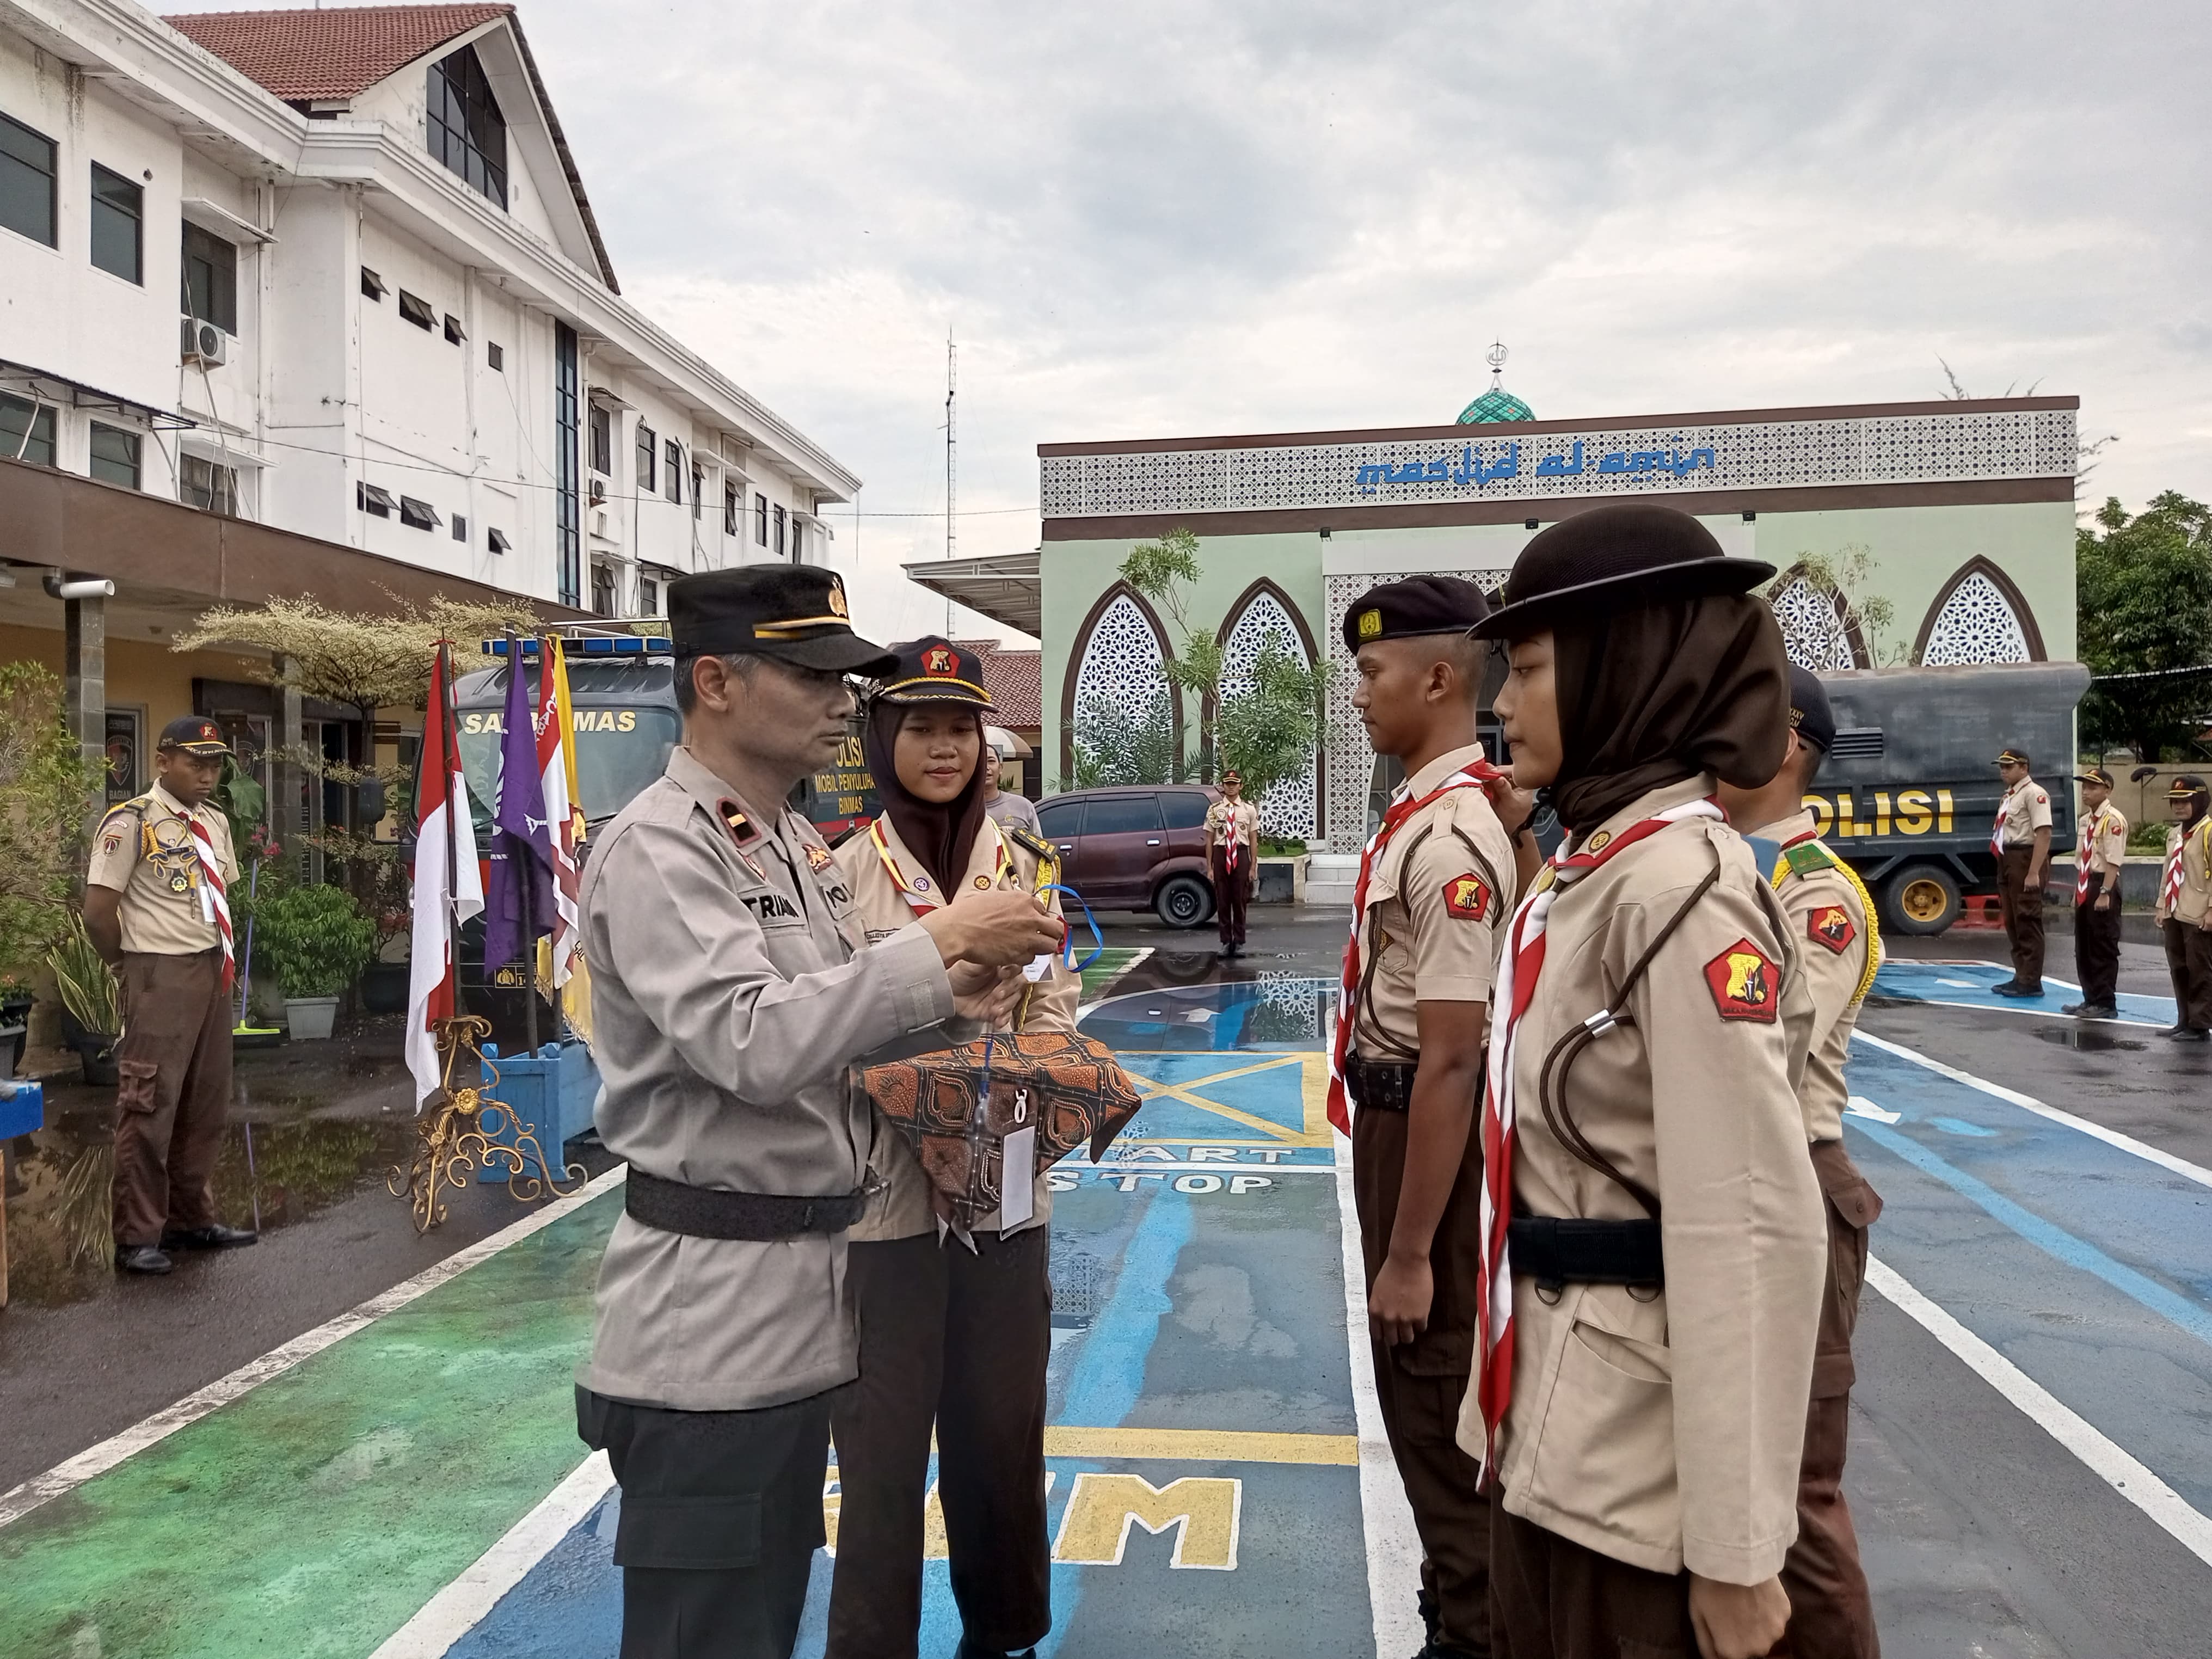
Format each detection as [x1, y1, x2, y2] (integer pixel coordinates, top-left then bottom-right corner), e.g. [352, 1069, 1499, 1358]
[1039, 882, 1105, 973]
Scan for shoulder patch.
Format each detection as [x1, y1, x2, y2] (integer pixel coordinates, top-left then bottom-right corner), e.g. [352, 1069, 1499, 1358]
[1441, 871, 1491, 922]
[1781, 838, 1838, 878]
[803, 842, 834, 874]
[2035, 791, 2048, 804]
[1006, 824, 1056, 863]
[1807, 903, 1857, 954]
[1703, 938, 1781, 1023]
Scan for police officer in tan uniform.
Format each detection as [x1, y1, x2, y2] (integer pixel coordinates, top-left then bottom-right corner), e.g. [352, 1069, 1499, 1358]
[1333, 575, 1532, 1659]
[828, 637, 1078, 1659]
[1205, 771, 1261, 957]
[2155, 776, 2212, 1041]
[84, 716, 257, 1275]
[2065, 766, 2129, 1020]
[574, 569, 1062, 1659]
[1716, 667, 1883, 1659]
[1990, 748, 2053, 998]
[1464, 506, 1825, 1659]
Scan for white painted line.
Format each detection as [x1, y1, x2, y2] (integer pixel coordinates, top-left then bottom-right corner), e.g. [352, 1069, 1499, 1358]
[1865, 1255, 2212, 1569]
[1845, 1095, 1902, 1125]
[1850, 1029, 2212, 1191]
[1076, 947, 1153, 1007]
[1334, 1131, 1424, 1659]
[370, 1450, 616, 1659]
[1879, 996, 2164, 1030]
[0, 1165, 630, 1531]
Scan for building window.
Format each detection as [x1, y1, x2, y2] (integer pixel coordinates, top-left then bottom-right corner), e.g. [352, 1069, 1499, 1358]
[1, 393, 57, 465]
[663, 439, 682, 503]
[755, 492, 767, 545]
[636, 423, 657, 495]
[554, 322, 581, 607]
[723, 479, 740, 537]
[488, 527, 512, 554]
[588, 403, 612, 475]
[640, 574, 659, 615]
[399, 495, 440, 531]
[487, 341, 503, 371]
[426, 45, 507, 208]
[443, 314, 465, 345]
[361, 266, 388, 301]
[90, 163, 142, 284]
[773, 504, 787, 558]
[0, 112, 57, 248]
[182, 454, 240, 515]
[691, 462, 704, 520]
[181, 222, 238, 332]
[791, 518, 804, 562]
[452, 514, 468, 542]
[590, 562, 615, 617]
[89, 422, 140, 488]
[397, 290, 436, 330]
[357, 481, 395, 517]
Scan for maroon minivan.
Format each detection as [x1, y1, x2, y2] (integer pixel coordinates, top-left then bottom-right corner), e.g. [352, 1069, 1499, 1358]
[1036, 785, 1218, 927]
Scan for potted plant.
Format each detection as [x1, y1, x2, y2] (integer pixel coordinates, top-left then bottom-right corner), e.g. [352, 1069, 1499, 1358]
[256, 884, 376, 1041]
[47, 918, 122, 1085]
[0, 968, 34, 1078]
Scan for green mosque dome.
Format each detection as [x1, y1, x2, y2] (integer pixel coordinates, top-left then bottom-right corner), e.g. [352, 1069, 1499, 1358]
[1457, 341, 1533, 425]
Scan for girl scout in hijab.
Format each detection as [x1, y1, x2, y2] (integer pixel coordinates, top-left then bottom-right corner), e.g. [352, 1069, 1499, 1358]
[1461, 505, 1827, 1659]
[827, 637, 1076, 1659]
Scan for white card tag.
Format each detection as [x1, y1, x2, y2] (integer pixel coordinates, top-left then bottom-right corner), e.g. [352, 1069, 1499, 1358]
[1000, 1125, 1036, 1227]
[1023, 951, 1054, 982]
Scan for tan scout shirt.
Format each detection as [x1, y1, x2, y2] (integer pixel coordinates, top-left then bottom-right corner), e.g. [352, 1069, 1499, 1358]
[1460, 776, 1825, 1584]
[1206, 797, 1259, 855]
[1349, 744, 1516, 1059]
[1750, 809, 1875, 1144]
[85, 783, 238, 955]
[578, 747, 961, 1412]
[2158, 819, 2212, 926]
[1994, 775, 2054, 849]
[837, 814, 1080, 1240]
[2081, 801, 2129, 879]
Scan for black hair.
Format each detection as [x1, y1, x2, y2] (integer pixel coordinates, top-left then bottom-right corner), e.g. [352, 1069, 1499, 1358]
[673, 652, 759, 715]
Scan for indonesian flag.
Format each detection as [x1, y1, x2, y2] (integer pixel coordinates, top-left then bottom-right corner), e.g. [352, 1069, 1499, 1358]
[536, 636, 583, 985]
[406, 644, 485, 1110]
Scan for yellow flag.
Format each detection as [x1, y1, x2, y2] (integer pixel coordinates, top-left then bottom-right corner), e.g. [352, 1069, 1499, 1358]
[548, 635, 587, 844]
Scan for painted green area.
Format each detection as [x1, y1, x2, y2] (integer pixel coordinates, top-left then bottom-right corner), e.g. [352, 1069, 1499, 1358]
[1078, 947, 1144, 1002]
[0, 1190, 621, 1659]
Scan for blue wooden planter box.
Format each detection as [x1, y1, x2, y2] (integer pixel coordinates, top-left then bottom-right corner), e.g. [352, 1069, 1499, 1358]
[476, 1040, 598, 1183]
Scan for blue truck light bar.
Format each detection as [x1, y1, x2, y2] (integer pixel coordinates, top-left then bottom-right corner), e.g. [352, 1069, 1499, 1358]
[482, 634, 673, 658]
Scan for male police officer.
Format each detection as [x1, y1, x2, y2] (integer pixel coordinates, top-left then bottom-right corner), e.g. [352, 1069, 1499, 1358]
[2065, 767, 2129, 1020]
[1715, 667, 1883, 1659]
[1990, 748, 2052, 997]
[574, 567, 1062, 1659]
[1335, 575, 1534, 1659]
[84, 716, 257, 1275]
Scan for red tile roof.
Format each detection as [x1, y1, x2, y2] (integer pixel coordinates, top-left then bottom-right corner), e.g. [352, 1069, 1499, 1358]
[166, 5, 512, 101]
[982, 649, 1041, 728]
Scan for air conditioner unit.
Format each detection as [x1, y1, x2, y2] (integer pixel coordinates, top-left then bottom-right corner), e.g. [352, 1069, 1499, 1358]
[181, 317, 227, 367]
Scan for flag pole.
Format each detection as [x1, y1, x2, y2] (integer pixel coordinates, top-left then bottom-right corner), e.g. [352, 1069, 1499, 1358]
[441, 638, 466, 1020]
[513, 630, 539, 1055]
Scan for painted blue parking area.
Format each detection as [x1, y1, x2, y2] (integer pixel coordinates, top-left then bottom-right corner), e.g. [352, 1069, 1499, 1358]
[1872, 955, 2176, 1026]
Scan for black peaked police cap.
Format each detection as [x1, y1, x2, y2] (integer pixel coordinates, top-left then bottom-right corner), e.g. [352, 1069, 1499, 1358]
[874, 636, 996, 708]
[1342, 575, 1492, 653]
[667, 566, 897, 676]
[1472, 504, 1775, 640]
[1787, 665, 1836, 754]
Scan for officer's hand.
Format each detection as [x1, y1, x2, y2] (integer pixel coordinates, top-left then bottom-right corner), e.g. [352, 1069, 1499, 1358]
[2094, 893, 2111, 911]
[951, 964, 1025, 1025]
[1483, 770, 1539, 839]
[1688, 1572, 1790, 1659]
[922, 888, 1064, 968]
[1367, 1251, 1433, 1347]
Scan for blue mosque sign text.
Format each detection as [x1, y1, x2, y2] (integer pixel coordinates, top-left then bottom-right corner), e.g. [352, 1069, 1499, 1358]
[1354, 439, 1717, 496]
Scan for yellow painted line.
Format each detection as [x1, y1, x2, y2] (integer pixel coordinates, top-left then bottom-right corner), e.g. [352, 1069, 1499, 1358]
[1121, 1054, 1332, 1146]
[1123, 1054, 1304, 1090]
[1301, 1051, 1336, 1141]
[1042, 1427, 1356, 1466]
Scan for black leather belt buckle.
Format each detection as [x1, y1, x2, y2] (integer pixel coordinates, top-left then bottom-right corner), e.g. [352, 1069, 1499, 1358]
[1507, 1214, 1665, 1293]
[624, 1167, 867, 1241]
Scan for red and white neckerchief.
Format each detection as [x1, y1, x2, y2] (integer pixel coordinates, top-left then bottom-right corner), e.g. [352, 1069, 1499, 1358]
[1325, 757, 1504, 1134]
[2078, 804, 2107, 905]
[2165, 828, 2190, 912]
[1991, 778, 2030, 857]
[1471, 796, 1724, 1474]
[185, 814, 236, 995]
[870, 816, 1011, 915]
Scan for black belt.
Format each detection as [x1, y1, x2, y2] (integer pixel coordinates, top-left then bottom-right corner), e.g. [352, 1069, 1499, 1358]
[624, 1167, 867, 1241]
[1344, 1054, 1416, 1112]
[1507, 1215, 1664, 1293]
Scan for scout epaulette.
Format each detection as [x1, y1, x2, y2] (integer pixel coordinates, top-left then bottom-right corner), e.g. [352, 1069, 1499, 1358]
[96, 794, 150, 857]
[1771, 833, 1882, 1007]
[1005, 823, 1055, 864]
[1780, 837, 1842, 878]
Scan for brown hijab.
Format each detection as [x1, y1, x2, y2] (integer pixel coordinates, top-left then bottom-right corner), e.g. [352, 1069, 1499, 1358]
[1550, 593, 1791, 831]
[865, 698, 992, 896]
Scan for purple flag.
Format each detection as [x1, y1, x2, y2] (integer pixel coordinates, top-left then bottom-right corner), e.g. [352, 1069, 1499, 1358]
[483, 649, 556, 973]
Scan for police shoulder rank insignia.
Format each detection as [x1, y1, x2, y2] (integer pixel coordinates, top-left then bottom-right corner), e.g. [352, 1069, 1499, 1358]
[1703, 938, 1780, 1022]
[1356, 608, 1382, 641]
[1441, 871, 1491, 921]
[803, 842, 834, 874]
[1807, 904, 1856, 954]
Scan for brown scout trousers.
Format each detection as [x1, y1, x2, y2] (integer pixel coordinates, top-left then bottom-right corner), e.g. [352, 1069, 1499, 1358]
[112, 948, 233, 1246]
[1997, 845, 2045, 990]
[826, 1226, 1052, 1659]
[1490, 1490, 1696, 1658]
[2165, 919, 2212, 1030]
[1210, 846, 1251, 948]
[1353, 1099, 1490, 1657]
[1778, 1139, 1883, 1659]
[2074, 869, 2123, 1008]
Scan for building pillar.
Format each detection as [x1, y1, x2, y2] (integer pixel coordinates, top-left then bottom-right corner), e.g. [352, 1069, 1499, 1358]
[274, 653, 308, 883]
[64, 594, 107, 843]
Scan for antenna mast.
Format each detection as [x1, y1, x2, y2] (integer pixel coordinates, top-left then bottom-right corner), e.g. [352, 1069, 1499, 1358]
[944, 333, 956, 631]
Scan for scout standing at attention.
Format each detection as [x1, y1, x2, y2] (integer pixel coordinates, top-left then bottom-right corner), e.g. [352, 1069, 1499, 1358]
[2064, 766, 2129, 1021]
[574, 569, 1060, 1659]
[1989, 747, 2053, 998]
[1205, 769, 1261, 957]
[828, 638, 1077, 1659]
[83, 716, 257, 1276]
[1332, 575, 1535, 1659]
[1465, 505, 1825, 1659]
[2155, 776, 2212, 1042]
[1715, 666, 1884, 1659]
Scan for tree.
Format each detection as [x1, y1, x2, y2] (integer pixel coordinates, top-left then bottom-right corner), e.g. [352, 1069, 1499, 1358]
[0, 663, 97, 970]
[2076, 493, 2212, 761]
[1066, 689, 1179, 789]
[1764, 546, 1901, 667]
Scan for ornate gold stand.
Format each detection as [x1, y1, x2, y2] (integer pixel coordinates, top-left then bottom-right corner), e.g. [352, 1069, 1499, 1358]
[388, 1015, 585, 1233]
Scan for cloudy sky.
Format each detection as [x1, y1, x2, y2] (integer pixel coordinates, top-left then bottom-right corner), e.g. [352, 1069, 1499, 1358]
[177, 1, 2212, 645]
